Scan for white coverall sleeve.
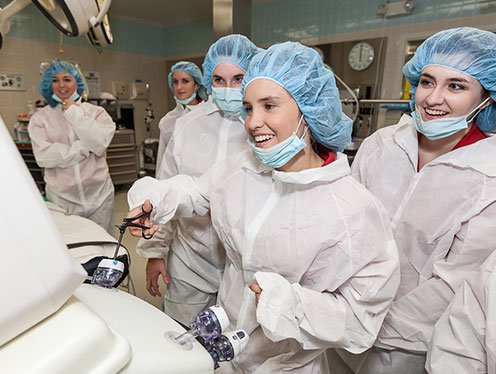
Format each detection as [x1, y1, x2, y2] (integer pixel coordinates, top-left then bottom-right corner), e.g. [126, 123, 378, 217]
[254, 237, 399, 353]
[156, 132, 180, 180]
[127, 173, 211, 225]
[135, 224, 175, 258]
[376, 278, 453, 353]
[155, 116, 169, 174]
[63, 104, 116, 157]
[377, 203, 496, 353]
[350, 147, 365, 183]
[350, 136, 377, 186]
[135, 136, 179, 259]
[28, 113, 91, 168]
[425, 270, 489, 374]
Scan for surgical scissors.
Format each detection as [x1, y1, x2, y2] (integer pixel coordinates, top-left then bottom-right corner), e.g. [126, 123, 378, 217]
[112, 208, 153, 260]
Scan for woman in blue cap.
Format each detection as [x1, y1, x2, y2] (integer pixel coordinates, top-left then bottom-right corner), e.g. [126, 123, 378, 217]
[28, 61, 115, 234]
[135, 35, 260, 327]
[126, 41, 399, 372]
[343, 27, 496, 373]
[155, 61, 207, 175]
[138, 61, 207, 285]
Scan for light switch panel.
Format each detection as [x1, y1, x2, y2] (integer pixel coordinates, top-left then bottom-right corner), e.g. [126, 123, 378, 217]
[0, 73, 26, 91]
[111, 81, 131, 99]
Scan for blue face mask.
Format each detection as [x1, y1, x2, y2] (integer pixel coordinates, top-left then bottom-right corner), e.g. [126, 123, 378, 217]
[52, 91, 80, 104]
[412, 97, 491, 140]
[174, 91, 197, 105]
[248, 115, 308, 169]
[211, 87, 243, 117]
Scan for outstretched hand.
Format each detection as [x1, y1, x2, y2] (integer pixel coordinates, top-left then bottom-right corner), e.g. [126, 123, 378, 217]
[126, 199, 158, 237]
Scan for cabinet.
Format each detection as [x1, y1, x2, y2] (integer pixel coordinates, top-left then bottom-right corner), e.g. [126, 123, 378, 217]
[16, 130, 138, 190]
[16, 142, 46, 194]
[107, 129, 138, 185]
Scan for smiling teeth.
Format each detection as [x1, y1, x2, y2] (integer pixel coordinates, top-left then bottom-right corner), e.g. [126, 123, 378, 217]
[254, 135, 274, 142]
[425, 108, 448, 116]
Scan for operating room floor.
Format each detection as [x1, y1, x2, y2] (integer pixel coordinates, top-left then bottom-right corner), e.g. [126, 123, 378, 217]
[114, 191, 164, 309]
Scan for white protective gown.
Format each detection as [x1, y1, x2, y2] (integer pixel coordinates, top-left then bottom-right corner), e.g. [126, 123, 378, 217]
[135, 98, 249, 325]
[128, 150, 400, 373]
[426, 249, 496, 373]
[28, 102, 116, 234]
[345, 114, 496, 373]
[156, 102, 201, 175]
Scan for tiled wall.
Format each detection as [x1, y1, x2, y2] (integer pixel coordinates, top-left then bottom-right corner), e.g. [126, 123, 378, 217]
[5, 1, 494, 58]
[0, 0, 495, 138]
[251, 0, 496, 45]
[0, 36, 168, 148]
[1, 1, 211, 57]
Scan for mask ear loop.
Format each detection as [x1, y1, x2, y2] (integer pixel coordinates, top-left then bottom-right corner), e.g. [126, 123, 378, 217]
[294, 115, 309, 139]
[467, 96, 492, 123]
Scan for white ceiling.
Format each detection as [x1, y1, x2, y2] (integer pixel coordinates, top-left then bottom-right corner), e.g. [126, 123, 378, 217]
[109, 0, 212, 27]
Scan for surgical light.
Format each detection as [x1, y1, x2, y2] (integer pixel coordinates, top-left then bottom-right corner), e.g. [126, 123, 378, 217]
[0, 0, 30, 49]
[0, 0, 113, 52]
[87, 0, 113, 53]
[32, 0, 112, 36]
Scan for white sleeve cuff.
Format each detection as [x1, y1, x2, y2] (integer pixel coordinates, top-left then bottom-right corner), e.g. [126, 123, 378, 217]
[254, 271, 302, 343]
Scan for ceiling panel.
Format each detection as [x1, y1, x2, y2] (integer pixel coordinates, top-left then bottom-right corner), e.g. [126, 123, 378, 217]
[109, 0, 212, 26]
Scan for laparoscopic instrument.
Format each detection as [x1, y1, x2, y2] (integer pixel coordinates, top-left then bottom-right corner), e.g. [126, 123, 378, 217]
[173, 305, 249, 369]
[92, 209, 152, 288]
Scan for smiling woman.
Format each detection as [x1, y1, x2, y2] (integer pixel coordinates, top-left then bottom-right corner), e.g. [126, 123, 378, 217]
[126, 41, 400, 373]
[51, 72, 78, 105]
[28, 60, 116, 234]
[243, 79, 318, 172]
[345, 27, 496, 374]
[131, 35, 261, 329]
[154, 61, 207, 174]
[411, 66, 491, 167]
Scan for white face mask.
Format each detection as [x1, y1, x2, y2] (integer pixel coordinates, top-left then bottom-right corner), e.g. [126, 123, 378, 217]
[174, 92, 197, 105]
[52, 91, 80, 104]
[412, 96, 491, 140]
[247, 115, 308, 169]
[211, 87, 243, 117]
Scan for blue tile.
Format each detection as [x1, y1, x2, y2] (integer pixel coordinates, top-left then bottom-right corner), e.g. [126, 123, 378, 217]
[0, 0, 494, 57]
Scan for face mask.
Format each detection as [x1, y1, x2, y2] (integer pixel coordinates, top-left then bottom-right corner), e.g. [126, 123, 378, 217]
[52, 91, 80, 104]
[412, 97, 491, 140]
[248, 115, 308, 169]
[174, 91, 197, 105]
[211, 87, 243, 117]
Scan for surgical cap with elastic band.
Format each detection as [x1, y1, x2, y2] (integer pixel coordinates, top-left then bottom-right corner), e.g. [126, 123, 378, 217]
[202, 34, 260, 94]
[167, 61, 208, 101]
[39, 61, 87, 108]
[242, 41, 352, 152]
[403, 27, 496, 132]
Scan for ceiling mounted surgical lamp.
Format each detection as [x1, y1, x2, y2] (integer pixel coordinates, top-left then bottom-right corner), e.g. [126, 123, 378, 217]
[0, 0, 113, 52]
[86, 0, 113, 53]
[31, 0, 112, 37]
[0, 0, 30, 50]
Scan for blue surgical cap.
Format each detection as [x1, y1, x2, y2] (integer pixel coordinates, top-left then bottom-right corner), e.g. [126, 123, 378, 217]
[202, 34, 260, 94]
[167, 61, 207, 101]
[403, 27, 496, 132]
[39, 61, 86, 108]
[242, 41, 352, 152]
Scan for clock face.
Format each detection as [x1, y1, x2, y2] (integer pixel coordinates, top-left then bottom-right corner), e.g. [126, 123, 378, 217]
[348, 42, 375, 71]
